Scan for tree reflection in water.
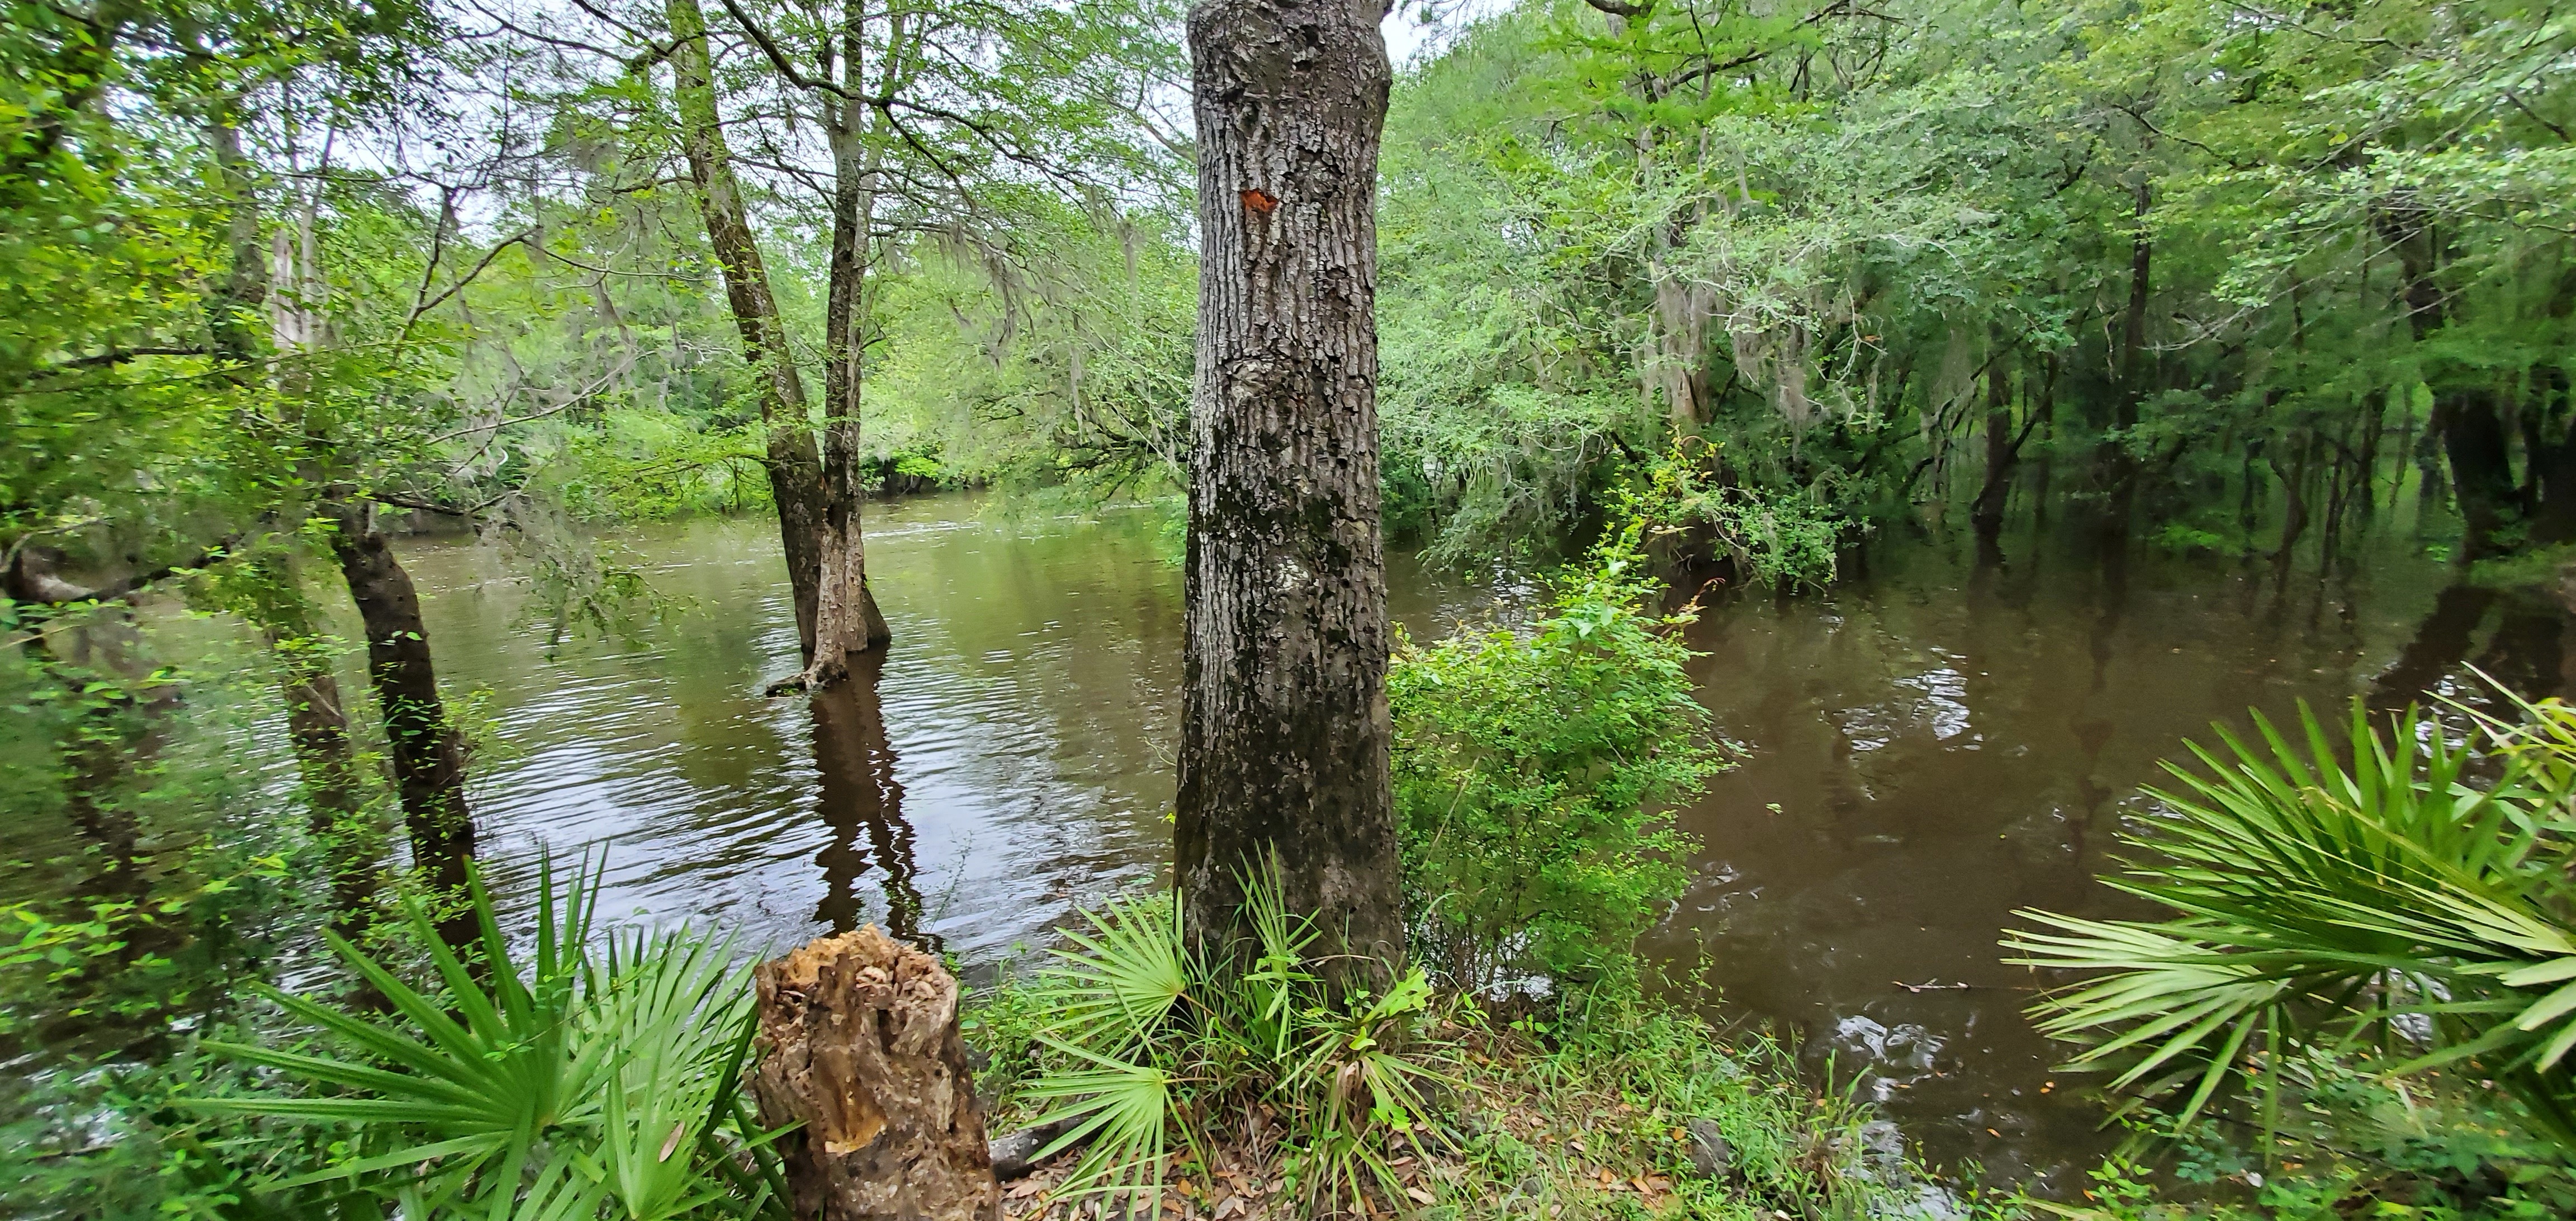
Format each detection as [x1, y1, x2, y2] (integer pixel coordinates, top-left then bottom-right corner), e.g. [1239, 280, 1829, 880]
[808, 650, 932, 947]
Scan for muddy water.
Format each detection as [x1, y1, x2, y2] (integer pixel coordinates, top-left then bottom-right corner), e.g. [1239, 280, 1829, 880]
[397, 499, 1492, 968]
[392, 497, 2571, 1191]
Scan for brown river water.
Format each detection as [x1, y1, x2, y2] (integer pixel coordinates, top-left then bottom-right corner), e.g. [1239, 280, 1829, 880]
[144, 495, 2576, 1191]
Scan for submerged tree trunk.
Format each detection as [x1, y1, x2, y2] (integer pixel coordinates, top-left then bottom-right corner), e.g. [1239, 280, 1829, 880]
[2531, 371, 2576, 545]
[1176, 0, 1405, 985]
[329, 501, 475, 945]
[2442, 389, 2521, 561]
[667, 0, 831, 665]
[1971, 353, 2015, 563]
[244, 555, 379, 927]
[794, 0, 896, 690]
[2270, 429, 2315, 580]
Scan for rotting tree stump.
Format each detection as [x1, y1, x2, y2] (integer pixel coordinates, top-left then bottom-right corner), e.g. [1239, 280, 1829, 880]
[751, 926, 1000, 1221]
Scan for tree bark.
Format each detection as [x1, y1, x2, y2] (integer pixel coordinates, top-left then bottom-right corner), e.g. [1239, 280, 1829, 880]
[667, 0, 830, 663]
[205, 107, 269, 375]
[751, 927, 998, 1221]
[328, 501, 475, 947]
[1176, 0, 1405, 986]
[794, 0, 897, 690]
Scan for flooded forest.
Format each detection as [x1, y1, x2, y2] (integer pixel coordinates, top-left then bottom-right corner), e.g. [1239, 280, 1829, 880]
[7, 1, 2576, 1219]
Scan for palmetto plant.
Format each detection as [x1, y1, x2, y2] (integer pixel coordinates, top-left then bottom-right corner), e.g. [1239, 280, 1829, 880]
[193, 859, 791, 1219]
[2004, 696, 2576, 1146]
[1018, 856, 1447, 1218]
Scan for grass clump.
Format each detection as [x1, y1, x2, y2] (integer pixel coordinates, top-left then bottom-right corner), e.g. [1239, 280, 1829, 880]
[975, 968, 1926, 1221]
[974, 858, 1447, 1218]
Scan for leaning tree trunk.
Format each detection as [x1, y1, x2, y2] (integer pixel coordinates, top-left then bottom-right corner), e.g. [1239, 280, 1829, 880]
[1175, 0, 1405, 986]
[667, 0, 829, 663]
[244, 555, 377, 910]
[329, 501, 475, 948]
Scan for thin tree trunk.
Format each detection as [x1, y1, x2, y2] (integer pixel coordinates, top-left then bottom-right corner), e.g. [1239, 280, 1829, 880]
[205, 108, 269, 375]
[206, 116, 387, 961]
[2098, 177, 2152, 533]
[667, 0, 828, 662]
[329, 501, 475, 948]
[2031, 356, 2057, 527]
[1971, 351, 2014, 564]
[2270, 430, 2314, 580]
[2354, 389, 2386, 522]
[1177, 0, 1404, 986]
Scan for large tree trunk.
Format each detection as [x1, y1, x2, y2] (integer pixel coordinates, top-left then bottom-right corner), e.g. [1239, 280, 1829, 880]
[667, 0, 830, 664]
[793, 0, 897, 691]
[1176, 0, 1404, 985]
[329, 501, 475, 947]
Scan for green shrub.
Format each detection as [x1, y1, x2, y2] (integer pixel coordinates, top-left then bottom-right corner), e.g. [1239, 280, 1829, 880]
[186, 860, 790, 1220]
[2038, 1052, 2576, 1219]
[1001, 855, 1446, 1215]
[892, 452, 945, 482]
[1619, 437, 1848, 590]
[1389, 528, 1726, 993]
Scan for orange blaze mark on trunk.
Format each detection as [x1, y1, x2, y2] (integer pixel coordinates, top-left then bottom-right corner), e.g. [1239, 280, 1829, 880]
[1239, 188, 1277, 214]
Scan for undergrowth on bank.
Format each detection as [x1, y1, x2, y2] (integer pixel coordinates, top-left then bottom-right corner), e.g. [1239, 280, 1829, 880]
[2002, 689, 2576, 1219]
[970, 960, 1928, 1221]
[962, 529, 1935, 1219]
[1390, 523, 1725, 994]
[2045, 1055, 2576, 1221]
